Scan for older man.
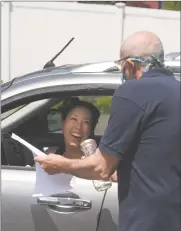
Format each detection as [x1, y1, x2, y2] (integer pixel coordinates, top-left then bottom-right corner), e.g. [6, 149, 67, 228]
[35, 31, 180, 231]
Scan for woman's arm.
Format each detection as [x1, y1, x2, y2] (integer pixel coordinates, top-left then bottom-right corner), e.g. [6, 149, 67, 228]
[45, 147, 59, 155]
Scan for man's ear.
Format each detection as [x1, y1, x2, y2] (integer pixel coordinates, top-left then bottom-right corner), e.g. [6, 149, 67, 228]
[123, 60, 135, 79]
[127, 59, 136, 71]
[127, 60, 141, 78]
[126, 59, 134, 66]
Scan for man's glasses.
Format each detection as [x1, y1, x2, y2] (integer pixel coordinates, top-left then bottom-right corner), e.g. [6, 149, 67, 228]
[115, 56, 164, 71]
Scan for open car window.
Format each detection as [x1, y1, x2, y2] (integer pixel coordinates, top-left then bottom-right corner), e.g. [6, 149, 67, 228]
[1, 95, 112, 167]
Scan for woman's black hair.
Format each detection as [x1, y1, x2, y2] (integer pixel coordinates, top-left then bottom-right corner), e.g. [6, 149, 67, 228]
[60, 97, 100, 134]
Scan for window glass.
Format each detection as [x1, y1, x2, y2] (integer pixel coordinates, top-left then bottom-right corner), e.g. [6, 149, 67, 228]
[47, 101, 62, 133]
[1, 105, 26, 120]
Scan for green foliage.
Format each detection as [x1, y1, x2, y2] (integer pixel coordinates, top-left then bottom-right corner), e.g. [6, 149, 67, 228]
[50, 96, 112, 114]
[78, 1, 181, 11]
[164, 1, 181, 11]
[80, 96, 112, 113]
[94, 96, 112, 114]
[51, 102, 62, 110]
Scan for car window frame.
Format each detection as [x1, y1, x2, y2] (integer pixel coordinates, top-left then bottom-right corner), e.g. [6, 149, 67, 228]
[2, 85, 115, 169]
[2, 82, 117, 113]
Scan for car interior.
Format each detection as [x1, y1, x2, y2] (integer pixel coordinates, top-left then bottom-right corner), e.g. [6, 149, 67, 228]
[1, 95, 111, 167]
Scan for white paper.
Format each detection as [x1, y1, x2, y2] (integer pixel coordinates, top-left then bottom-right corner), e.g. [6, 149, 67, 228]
[33, 163, 73, 196]
[11, 133, 74, 196]
[11, 133, 46, 156]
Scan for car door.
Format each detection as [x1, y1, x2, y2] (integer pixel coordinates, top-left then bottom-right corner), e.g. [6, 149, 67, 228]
[2, 167, 106, 231]
[1, 92, 109, 231]
[97, 183, 119, 231]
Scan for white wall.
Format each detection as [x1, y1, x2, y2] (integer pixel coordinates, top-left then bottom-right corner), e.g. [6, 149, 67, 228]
[1, 2, 123, 80]
[1, 2, 12, 83]
[123, 5, 180, 53]
[1, 2, 180, 82]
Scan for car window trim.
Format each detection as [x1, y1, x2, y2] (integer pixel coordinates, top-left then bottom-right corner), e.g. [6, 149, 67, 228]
[2, 83, 116, 112]
[2, 165, 35, 171]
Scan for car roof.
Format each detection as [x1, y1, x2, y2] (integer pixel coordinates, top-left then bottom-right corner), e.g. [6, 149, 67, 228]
[1, 71, 123, 102]
[2, 71, 122, 88]
[2, 54, 180, 88]
[17, 60, 116, 79]
[1, 61, 117, 90]
[164, 52, 180, 60]
[1, 60, 121, 89]
[1, 59, 180, 95]
[71, 61, 117, 73]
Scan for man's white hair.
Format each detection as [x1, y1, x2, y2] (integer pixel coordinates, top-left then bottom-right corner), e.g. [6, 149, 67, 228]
[120, 31, 164, 62]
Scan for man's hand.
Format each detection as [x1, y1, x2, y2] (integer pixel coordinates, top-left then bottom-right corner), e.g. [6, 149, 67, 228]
[34, 154, 68, 175]
[111, 171, 118, 182]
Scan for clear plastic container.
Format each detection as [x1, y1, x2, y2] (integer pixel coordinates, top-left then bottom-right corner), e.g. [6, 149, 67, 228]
[80, 139, 112, 192]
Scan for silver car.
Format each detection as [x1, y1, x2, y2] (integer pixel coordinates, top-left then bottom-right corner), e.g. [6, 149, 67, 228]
[1, 71, 122, 231]
[164, 52, 180, 73]
[1, 70, 180, 231]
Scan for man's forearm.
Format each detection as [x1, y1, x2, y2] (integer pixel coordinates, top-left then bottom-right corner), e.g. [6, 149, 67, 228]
[34, 148, 119, 178]
[62, 154, 110, 180]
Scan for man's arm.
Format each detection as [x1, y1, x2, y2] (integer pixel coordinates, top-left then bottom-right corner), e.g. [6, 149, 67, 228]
[35, 148, 119, 180]
[65, 148, 119, 180]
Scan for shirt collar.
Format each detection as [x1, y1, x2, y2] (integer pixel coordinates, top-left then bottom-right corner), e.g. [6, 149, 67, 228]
[141, 68, 175, 78]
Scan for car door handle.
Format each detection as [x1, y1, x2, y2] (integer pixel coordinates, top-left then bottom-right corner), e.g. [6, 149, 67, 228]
[37, 196, 92, 213]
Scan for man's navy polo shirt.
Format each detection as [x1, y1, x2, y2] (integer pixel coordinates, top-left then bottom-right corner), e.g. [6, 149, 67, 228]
[99, 68, 181, 231]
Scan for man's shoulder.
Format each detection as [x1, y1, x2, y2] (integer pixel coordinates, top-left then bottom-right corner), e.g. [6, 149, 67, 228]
[114, 79, 147, 99]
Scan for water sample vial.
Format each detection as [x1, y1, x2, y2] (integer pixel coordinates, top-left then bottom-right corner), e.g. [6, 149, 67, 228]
[80, 139, 112, 192]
